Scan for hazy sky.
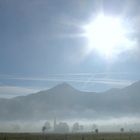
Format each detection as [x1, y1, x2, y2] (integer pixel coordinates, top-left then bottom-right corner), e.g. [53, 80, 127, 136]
[1, 0, 140, 97]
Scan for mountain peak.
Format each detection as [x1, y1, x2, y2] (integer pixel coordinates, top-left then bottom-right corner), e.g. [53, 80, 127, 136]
[52, 82, 75, 91]
[58, 82, 71, 87]
[45, 82, 78, 96]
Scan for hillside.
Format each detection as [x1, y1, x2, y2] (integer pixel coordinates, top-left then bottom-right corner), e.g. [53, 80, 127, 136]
[0, 81, 140, 121]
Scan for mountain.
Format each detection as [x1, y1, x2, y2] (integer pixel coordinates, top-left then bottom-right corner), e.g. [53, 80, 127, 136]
[0, 81, 140, 121]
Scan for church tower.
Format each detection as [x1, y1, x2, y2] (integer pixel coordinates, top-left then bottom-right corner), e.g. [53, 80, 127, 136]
[53, 118, 57, 131]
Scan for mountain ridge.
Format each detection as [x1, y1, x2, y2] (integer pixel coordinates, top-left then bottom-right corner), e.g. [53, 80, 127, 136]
[0, 80, 140, 121]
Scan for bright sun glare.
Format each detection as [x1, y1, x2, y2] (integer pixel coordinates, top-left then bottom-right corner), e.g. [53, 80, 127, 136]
[83, 14, 135, 59]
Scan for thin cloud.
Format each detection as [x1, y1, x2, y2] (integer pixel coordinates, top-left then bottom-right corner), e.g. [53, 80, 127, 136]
[0, 86, 37, 98]
[0, 73, 136, 98]
[0, 73, 134, 87]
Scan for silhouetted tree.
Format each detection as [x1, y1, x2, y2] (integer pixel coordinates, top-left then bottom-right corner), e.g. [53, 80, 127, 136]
[95, 128, 99, 134]
[120, 128, 124, 133]
[42, 126, 46, 133]
[42, 121, 51, 133]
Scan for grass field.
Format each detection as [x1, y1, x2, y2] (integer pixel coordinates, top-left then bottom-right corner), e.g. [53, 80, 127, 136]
[0, 132, 140, 140]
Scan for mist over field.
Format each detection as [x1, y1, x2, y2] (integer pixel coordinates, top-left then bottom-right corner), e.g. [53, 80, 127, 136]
[1, 116, 140, 132]
[1, 0, 140, 134]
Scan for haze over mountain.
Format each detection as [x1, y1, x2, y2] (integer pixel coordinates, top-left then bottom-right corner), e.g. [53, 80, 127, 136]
[0, 81, 140, 121]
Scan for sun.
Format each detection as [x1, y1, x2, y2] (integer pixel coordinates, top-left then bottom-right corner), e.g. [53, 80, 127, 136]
[83, 14, 134, 59]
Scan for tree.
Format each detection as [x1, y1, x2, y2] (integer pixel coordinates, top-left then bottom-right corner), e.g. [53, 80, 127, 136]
[72, 122, 80, 132]
[92, 124, 97, 132]
[55, 122, 69, 133]
[95, 128, 99, 134]
[44, 121, 51, 131]
[42, 121, 51, 133]
[42, 126, 46, 133]
[120, 128, 124, 133]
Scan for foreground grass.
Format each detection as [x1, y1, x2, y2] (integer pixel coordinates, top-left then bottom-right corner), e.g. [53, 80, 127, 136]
[0, 132, 140, 140]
